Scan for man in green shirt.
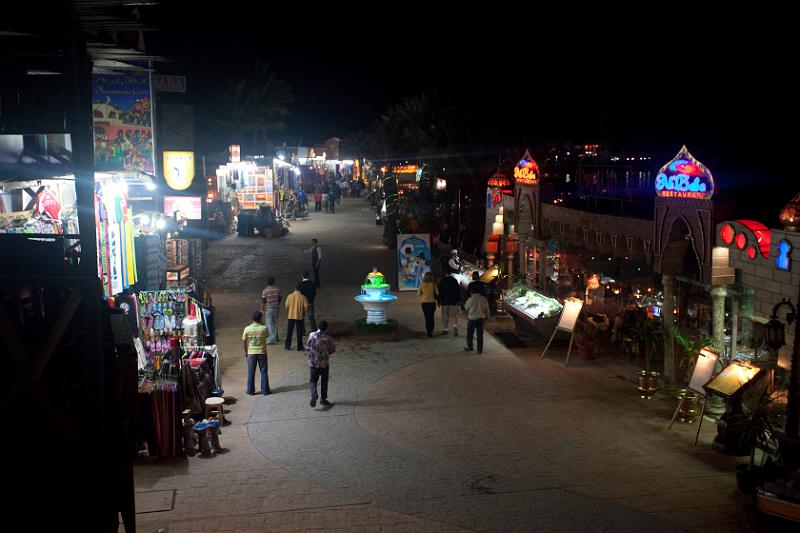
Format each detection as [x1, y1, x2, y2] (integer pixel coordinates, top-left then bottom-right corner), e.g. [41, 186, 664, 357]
[242, 311, 270, 395]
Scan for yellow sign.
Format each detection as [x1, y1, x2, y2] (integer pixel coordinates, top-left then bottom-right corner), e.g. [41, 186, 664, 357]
[163, 151, 195, 191]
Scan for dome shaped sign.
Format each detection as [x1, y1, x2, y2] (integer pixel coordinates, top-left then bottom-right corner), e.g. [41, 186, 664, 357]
[655, 146, 714, 200]
[514, 149, 539, 185]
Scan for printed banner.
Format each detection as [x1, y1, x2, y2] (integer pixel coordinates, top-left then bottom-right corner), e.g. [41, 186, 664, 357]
[397, 234, 431, 291]
[92, 72, 154, 174]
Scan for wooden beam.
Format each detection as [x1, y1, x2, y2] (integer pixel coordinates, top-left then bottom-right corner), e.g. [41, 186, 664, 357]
[32, 286, 82, 381]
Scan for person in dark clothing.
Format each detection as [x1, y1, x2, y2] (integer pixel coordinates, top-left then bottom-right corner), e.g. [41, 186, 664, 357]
[437, 272, 462, 336]
[298, 270, 317, 332]
[330, 183, 339, 213]
[468, 271, 486, 297]
[305, 238, 322, 288]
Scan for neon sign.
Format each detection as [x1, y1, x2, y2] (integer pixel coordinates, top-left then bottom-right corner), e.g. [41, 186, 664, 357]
[777, 240, 792, 271]
[655, 145, 714, 200]
[514, 150, 539, 185]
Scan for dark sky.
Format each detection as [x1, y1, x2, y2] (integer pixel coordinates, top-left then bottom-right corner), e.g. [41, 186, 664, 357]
[148, 9, 795, 184]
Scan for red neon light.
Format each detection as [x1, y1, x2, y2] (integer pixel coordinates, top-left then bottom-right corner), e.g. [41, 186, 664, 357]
[747, 247, 757, 260]
[734, 219, 771, 257]
[720, 224, 735, 245]
[736, 233, 747, 250]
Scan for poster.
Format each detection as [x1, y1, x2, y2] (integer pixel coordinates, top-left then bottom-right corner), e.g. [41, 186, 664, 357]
[397, 234, 431, 291]
[689, 348, 719, 396]
[92, 72, 154, 174]
[164, 196, 202, 220]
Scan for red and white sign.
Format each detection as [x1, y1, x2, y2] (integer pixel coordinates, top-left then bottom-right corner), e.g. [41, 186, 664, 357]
[164, 196, 202, 220]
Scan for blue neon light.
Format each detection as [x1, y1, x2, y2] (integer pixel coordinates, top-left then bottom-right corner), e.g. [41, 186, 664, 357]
[777, 240, 792, 271]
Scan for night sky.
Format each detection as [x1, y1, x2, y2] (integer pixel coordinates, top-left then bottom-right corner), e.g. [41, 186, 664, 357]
[149, 10, 795, 186]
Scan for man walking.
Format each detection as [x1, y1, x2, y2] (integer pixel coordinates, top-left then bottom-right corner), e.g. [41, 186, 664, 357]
[307, 320, 335, 407]
[242, 311, 270, 395]
[438, 270, 461, 336]
[298, 270, 317, 332]
[260, 276, 281, 344]
[306, 238, 322, 288]
[464, 284, 490, 354]
[285, 283, 309, 351]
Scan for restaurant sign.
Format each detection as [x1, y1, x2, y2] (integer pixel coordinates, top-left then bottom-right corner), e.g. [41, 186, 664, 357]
[655, 145, 714, 200]
[514, 150, 539, 185]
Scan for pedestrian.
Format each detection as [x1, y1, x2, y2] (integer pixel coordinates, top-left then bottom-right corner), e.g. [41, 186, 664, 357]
[468, 271, 486, 297]
[285, 283, 309, 351]
[307, 319, 335, 407]
[298, 270, 317, 332]
[242, 311, 270, 395]
[314, 188, 322, 212]
[321, 190, 329, 213]
[438, 271, 461, 336]
[464, 283, 490, 354]
[279, 186, 286, 216]
[297, 188, 307, 209]
[260, 276, 281, 344]
[418, 271, 438, 337]
[448, 249, 462, 274]
[330, 183, 338, 213]
[306, 238, 322, 288]
[333, 181, 342, 206]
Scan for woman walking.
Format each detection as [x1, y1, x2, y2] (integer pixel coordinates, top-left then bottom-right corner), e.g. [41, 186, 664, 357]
[418, 272, 438, 337]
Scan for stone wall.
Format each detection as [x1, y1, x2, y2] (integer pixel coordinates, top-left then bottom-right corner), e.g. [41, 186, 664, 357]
[717, 222, 800, 364]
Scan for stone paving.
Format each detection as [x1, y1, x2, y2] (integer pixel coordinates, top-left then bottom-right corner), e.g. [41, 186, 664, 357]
[131, 198, 756, 532]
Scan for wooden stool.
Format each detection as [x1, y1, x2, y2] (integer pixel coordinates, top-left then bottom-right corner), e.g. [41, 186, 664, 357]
[205, 397, 225, 424]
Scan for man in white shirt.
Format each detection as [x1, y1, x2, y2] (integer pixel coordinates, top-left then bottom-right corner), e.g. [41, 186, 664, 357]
[448, 249, 462, 274]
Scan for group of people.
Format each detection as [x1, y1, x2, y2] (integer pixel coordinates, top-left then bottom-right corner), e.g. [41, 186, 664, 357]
[241, 238, 335, 407]
[418, 267, 490, 353]
[312, 180, 341, 213]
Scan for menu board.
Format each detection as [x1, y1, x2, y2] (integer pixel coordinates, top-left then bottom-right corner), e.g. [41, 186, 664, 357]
[688, 349, 719, 396]
[704, 361, 763, 399]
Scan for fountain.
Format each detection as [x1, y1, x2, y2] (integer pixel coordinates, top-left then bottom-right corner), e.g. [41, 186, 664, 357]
[354, 267, 397, 324]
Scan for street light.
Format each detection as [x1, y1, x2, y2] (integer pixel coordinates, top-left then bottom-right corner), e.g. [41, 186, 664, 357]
[765, 297, 800, 448]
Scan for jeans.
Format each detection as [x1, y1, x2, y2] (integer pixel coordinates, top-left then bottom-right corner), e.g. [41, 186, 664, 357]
[247, 354, 270, 394]
[286, 319, 305, 350]
[306, 303, 317, 332]
[265, 308, 279, 343]
[422, 303, 436, 336]
[309, 366, 329, 400]
[441, 304, 459, 332]
[315, 201, 321, 212]
[467, 319, 485, 353]
[313, 264, 321, 288]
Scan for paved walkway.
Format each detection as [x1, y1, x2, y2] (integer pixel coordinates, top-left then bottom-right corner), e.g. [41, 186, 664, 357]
[132, 198, 754, 532]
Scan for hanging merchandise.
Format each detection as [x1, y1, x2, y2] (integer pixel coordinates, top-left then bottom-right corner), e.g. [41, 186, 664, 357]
[137, 289, 206, 360]
[96, 182, 138, 298]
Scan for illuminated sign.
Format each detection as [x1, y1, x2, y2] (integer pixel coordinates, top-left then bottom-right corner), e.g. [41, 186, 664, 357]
[394, 164, 418, 184]
[777, 240, 792, 271]
[655, 145, 714, 200]
[229, 144, 240, 163]
[514, 150, 539, 185]
[164, 196, 202, 220]
[163, 151, 195, 190]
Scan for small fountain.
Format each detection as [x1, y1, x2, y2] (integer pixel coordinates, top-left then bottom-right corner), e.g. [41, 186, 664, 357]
[354, 267, 397, 324]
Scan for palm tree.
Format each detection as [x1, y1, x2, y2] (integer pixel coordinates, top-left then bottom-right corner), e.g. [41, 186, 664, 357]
[380, 90, 455, 159]
[206, 60, 293, 149]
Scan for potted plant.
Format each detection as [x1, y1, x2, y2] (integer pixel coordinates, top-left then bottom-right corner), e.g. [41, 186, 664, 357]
[729, 388, 784, 495]
[629, 318, 663, 399]
[674, 331, 713, 422]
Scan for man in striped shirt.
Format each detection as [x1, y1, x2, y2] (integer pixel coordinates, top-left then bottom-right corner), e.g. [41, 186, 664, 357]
[260, 276, 281, 344]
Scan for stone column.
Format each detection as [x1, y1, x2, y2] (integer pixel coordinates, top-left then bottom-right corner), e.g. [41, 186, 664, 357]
[711, 286, 728, 354]
[740, 287, 755, 347]
[662, 274, 677, 384]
